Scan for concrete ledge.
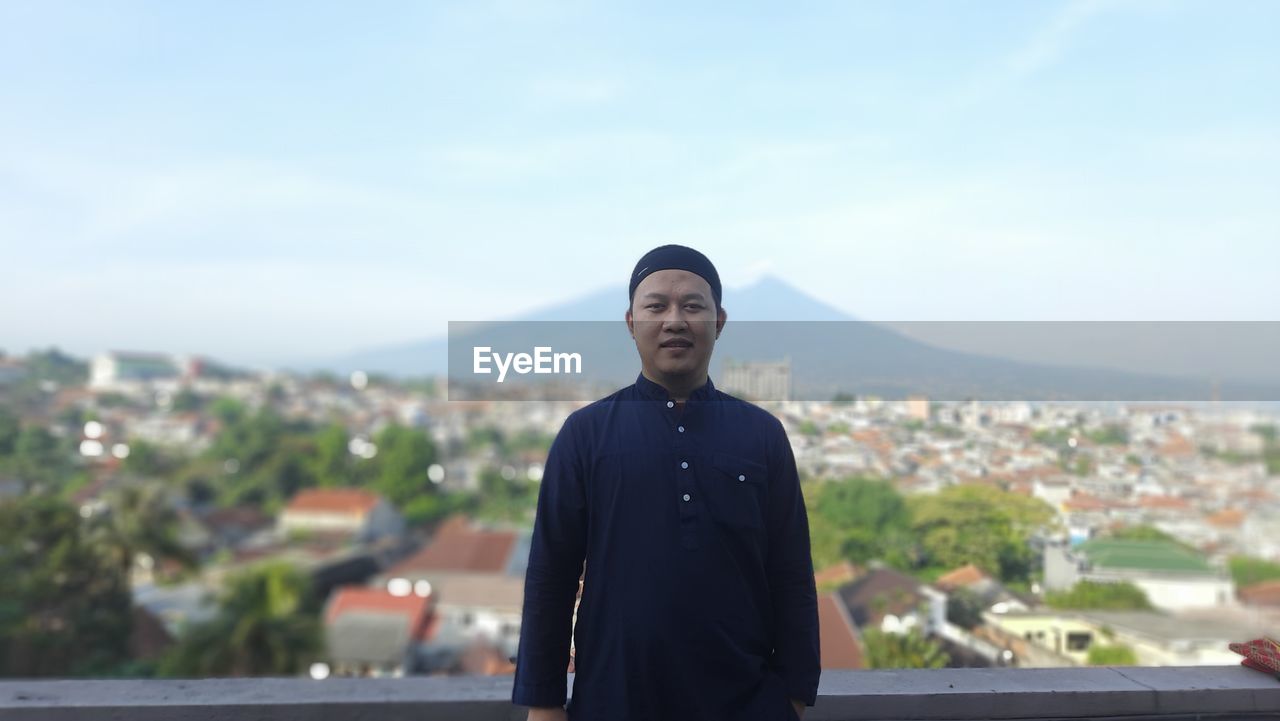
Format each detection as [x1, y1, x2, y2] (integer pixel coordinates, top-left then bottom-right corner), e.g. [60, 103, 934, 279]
[1, 667, 1278, 721]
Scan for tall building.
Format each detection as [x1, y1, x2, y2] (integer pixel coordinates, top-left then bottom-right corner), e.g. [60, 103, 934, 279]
[721, 356, 791, 401]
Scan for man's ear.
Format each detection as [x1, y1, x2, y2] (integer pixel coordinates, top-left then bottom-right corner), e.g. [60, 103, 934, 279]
[625, 308, 634, 337]
[715, 306, 727, 337]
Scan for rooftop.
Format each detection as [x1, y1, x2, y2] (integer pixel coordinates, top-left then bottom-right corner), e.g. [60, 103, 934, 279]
[1077, 539, 1213, 574]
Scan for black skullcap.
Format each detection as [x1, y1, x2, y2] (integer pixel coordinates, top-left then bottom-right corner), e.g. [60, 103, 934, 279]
[628, 244, 722, 310]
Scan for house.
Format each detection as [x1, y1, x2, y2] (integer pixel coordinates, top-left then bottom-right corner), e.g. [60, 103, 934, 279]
[986, 608, 1269, 667]
[324, 586, 437, 677]
[934, 564, 1030, 615]
[378, 514, 527, 663]
[837, 565, 929, 634]
[817, 592, 865, 670]
[278, 488, 404, 543]
[1043, 538, 1235, 611]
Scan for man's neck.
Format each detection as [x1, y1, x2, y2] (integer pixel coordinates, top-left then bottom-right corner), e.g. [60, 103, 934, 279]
[642, 368, 707, 402]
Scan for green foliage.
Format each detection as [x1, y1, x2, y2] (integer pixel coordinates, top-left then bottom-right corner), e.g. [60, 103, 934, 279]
[159, 561, 322, 677]
[1087, 643, 1137, 666]
[10, 424, 75, 491]
[86, 483, 197, 577]
[1033, 428, 1075, 447]
[1228, 556, 1280, 587]
[124, 439, 177, 478]
[0, 495, 133, 676]
[945, 587, 987, 630]
[1044, 580, 1153, 610]
[170, 388, 203, 412]
[807, 477, 913, 569]
[370, 424, 438, 510]
[472, 466, 538, 525]
[1250, 424, 1278, 443]
[862, 628, 949, 669]
[0, 405, 19, 456]
[908, 485, 1055, 584]
[797, 420, 820, 437]
[310, 423, 351, 488]
[20, 348, 89, 387]
[1087, 425, 1129, 445]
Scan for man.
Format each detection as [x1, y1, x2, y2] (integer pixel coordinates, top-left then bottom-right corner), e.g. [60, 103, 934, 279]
[512, 245, 820, 721]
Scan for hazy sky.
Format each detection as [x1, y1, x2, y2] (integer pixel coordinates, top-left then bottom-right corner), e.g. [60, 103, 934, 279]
[2, 0, 1277, 368]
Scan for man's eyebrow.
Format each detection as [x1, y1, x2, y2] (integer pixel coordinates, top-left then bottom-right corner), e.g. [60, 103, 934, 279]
[640, 292, 708, 302]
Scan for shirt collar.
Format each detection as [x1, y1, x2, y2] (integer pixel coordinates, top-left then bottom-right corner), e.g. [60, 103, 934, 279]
[635, 371, 716, 403]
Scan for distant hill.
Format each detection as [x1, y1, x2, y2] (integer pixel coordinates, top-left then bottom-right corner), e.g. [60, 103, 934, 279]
[313, 275, 1280, 402]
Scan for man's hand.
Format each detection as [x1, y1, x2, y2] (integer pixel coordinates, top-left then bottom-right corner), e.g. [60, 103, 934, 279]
[527, 706, 568, 721]
[790, 698, 806, 719]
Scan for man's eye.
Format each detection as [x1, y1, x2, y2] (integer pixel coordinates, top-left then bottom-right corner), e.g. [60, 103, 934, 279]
[646, 304, 662, 311]
[686, 305, 704, 311]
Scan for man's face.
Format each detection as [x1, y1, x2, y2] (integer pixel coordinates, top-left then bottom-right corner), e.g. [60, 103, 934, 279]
[626, 269, 727, 382]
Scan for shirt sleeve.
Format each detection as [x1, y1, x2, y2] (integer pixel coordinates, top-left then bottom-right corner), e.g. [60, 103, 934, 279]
[511, 411, 589, 709]
[764, 414, 821, 706]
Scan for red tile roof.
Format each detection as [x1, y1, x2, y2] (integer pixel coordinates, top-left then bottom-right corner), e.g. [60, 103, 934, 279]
[1238, 580, 1280, 607]
[388, 519, 518, 574]
[285, 488, 381, 515]
[817, 593, 864, 669]
[815, 561, 862, 589]
[1206, 508, 1246, 528]
[935, 564, 991, 591]
[325, 586, 435, 641]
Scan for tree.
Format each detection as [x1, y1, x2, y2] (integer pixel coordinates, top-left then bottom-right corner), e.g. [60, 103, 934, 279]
[0, 495, 133, 676]
[159, 562, 322, 677]
[862, 628, 949, 669]
[1228, 556, 1280, 587]
[1087, 643, 1137, 665]
[908, 485, 1055, 584]
[310, 423, 351, 488]
[946, 587, 986, 630]
[1044, 581, 1153, 610]
[371, 424, 438, 510]
[12, 425, 72, 490]
[0, 405, 19, 456]
[807, 477, 913, 568]
[86, 483, 196, 580]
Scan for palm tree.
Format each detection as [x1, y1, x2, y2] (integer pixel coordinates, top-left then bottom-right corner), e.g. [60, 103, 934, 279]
[87, 482, 196, 581]
[160, 561, 322, 676]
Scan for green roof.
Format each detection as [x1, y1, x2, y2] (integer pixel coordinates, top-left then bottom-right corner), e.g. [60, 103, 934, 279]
[1077, 539, 1212, 573]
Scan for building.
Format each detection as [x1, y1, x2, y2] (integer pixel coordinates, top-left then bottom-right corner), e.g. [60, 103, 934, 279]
[378, 515, 527, 662]
[1043, 539, 1235, 612]
[278, 488, 404, 543]
[987, 609, 1268, 667]
[721, 357, 791, 401]
[324, 586, 437, 676]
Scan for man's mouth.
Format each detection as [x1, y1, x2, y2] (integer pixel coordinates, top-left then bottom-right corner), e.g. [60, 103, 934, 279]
[660, 340, 693, 349]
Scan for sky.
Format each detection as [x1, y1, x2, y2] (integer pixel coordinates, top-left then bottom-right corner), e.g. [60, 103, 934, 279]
[2, 0, 1277, 369]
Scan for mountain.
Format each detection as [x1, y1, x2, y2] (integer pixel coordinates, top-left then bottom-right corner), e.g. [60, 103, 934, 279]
[312, 275, 1280, 403]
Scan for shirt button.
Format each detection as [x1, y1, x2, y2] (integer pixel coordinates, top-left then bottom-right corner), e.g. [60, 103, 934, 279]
[680, 461, 689, 469]
[738, 474, 746, 482]
[677, 425, 685, 433]
[682, 493, 691, 502]
[666, 400, 674, 408]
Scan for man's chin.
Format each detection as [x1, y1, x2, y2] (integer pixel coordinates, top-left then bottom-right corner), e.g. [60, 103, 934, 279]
[652, 361, 701, 378]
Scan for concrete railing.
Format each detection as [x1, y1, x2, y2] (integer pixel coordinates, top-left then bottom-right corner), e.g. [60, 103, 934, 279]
[2, 666, 1278, 721]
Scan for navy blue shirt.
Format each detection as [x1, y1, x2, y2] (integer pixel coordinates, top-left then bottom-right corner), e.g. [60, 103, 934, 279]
[512, 372, 820, 721]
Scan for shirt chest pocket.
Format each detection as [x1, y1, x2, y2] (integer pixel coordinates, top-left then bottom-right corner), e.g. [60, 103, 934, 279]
[705, 451, 768, 530]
